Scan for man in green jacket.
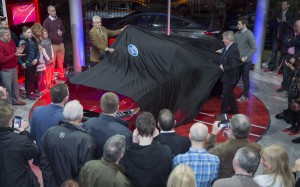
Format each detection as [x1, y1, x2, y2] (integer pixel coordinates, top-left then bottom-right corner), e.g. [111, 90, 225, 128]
[79, 134, 130, 187]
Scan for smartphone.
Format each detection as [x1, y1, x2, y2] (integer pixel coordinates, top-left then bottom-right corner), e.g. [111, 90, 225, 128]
[218, 121, 229, 129]
[13, 116, 22, 129]
[216, 114, 228, 121]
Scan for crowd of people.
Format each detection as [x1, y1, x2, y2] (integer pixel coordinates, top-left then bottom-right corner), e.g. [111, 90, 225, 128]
[1, 1, 300, 187]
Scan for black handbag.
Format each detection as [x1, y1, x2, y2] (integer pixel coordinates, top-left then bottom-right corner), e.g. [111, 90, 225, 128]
[287, 70, 300, 99]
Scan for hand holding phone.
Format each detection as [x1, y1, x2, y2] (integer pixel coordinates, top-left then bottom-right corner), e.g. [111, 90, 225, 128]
[13, 116, 22, 129]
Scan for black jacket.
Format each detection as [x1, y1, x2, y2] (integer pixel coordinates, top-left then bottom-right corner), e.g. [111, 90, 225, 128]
[121, 141, 172, 187]
[219, 43, 240, 85]
[0, 127, 39, 187]
[40, 121, 95, 187]
[83, 114, 132, 159]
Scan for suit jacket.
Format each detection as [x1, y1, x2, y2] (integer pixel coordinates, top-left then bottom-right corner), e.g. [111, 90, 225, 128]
[219, 43, 240, 85]
[89, 26, 122, 62]
[157, 132, 191, 157]
[275, 9, 295, 41]
[213, 175, 259, 187]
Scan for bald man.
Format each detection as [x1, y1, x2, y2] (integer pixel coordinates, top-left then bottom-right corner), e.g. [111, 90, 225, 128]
[0, 86, 8, 99]
[173, 123, 220, 187]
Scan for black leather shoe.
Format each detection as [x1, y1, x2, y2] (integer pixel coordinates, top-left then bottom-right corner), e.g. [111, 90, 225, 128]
[292, 137, 300, 143]
[282, 126, 295, 132]
[275, 112, 285, 119]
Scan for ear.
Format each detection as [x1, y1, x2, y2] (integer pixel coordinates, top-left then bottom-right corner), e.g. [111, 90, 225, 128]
[188, 133, 191, 140]
[157, 122, 161, 129]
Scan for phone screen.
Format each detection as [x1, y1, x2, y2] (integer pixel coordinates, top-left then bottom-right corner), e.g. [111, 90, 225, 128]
[13, 116, 22, 129]
[219, 122, 229, 129]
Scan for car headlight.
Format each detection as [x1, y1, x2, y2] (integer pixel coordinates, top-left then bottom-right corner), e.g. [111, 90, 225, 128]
[116, 107, 140, 118]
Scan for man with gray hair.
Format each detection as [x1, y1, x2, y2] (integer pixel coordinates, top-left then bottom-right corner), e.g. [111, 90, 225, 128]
[0, 27, 26, 105]
[40, 100, 95, 187]
[218, 30, 240, 114]
[207, 114, 261, 178]
[213, 147, 260, 187]
[173, 122, 220, 186]
[79, 134, 131, 187]
[88, 15, 126, 66]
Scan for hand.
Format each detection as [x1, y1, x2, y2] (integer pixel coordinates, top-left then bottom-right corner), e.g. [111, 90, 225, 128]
[21, 63, 27, 69]
[290, 58, 296, 64]
[219, 64, 224, 71]
[16, 119, 29, 132]
[285, 61, 293, 70]
[15, 52, 26, 57]
[31, 59, 38, 65]
[241, 56, 248, 62]
[17, 45, 25, 53]
[216, 49, 222, 53]
[57, 29, 62, 36]
[211, 121, 222, 135]
[132, 128, 139, 144]
[292, 159, 300, 173]
[107, 48, 114, 53]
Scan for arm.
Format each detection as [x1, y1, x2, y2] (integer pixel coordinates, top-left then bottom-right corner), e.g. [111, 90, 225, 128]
[19, 130, 38, 160]
[51, 45, 54, 60]
[223, 47, 239, 72]
[78, 136, 95, 175]
[89, 29, 107, 51]
[106, 28, 122, 37]
[245, 32, 257, 59]
[42, 48, 51, 61]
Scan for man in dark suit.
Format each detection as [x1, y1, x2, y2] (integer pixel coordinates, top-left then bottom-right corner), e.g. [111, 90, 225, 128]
[157, 109, 190, 157]
[219, 31, 240, 114]
[83, 92, 132, 159]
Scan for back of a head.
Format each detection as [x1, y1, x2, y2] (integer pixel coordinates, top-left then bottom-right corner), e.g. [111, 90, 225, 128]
[0, 86, 7, 99]
[158, 109, 175, 131]
[167, 164, 196, 187]
[60, 179, 80, 187]
[135, 112, 156, 137]
[50, 83, 69, 104]
[234, 147, 260, 174]
[222, 30, 235, 42]
[0, 104, 13, 128]
[229, 114, 251, 139]
[103, 134, 126, 162]
[261, 145, 295, 186]
[0, 27, 9, 38]
[189, 122, 208, 142]
[63, 100, 83, 121]
[100, 92, 119, 114]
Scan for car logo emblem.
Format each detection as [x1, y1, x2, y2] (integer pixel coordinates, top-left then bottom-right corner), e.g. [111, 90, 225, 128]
[59, 132, 65, 138]
[128, 44, 138, 57]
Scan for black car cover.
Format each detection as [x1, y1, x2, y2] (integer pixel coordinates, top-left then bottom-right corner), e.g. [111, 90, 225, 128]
[70, 26, 222, 125]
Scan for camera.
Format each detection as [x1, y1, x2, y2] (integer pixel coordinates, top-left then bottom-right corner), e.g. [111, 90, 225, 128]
[13, 116, 22, 129]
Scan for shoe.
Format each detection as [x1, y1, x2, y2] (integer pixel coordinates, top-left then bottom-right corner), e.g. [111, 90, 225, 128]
[30, 92, 40, 98]
[282, 126, 294, 132]
[12, 100, 26, 106]
[288, 128, 300, 135]
[276, 87, 287, 92]
[237, 96, 248, 102]
[58, 77, 68, 81]
[34, 91, 42, 96]
[275, 112, 285, 119]
[292, 137, 300, 143]
[26, 94, 36, 100]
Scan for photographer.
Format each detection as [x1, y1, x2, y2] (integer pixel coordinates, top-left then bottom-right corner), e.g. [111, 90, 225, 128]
[206, 114, 261, 178]
[0, 103, 39, 187]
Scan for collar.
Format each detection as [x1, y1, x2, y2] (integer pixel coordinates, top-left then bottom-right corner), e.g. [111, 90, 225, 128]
[189, 147, 207, 153]
[226, 42, 233, 50]
[160, 130, 175, 133]
[49, 15, 57, 21]
[241, 27, 247, 33]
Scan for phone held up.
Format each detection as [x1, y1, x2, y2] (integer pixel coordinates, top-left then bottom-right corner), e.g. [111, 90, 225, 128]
[216, 114, 229, 129]
[13, 116, 22, 129]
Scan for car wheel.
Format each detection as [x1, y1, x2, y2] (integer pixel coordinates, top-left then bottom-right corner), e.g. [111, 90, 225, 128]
[178, 4, 189, 13]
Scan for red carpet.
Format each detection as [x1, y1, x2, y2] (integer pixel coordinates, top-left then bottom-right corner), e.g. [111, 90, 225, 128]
[30, 86, 269, 143]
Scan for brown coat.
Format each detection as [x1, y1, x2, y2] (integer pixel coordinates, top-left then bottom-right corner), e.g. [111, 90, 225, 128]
[89, 26, 122, 63]
[206, 134, 261, 178]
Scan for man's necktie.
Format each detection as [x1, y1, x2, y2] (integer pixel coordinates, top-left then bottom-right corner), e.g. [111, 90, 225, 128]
[99, 28, 105, 40]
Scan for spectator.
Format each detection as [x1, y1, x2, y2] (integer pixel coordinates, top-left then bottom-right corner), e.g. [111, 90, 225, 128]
[206, 114, 261, 178]
[218, 30, 239, 114]
[79, 134, 131, 187]
[121, 112, 172, 187]
[41, 28, 55, 88]
[157, 109, 190, 157]
[40, 100, 95, 187]
[265, 0, 295, 72]
[88, 15, 125, 67]
[36, 43, 47, 93]
[292, 159, 300, 187]
[173, 122, 220, 187]
[43, 5, 66, 81]
[83, 92, 132, 159]
[0, 103, 39, 187]
[253, 145, 295, 187]
[235, 16, 257, 102]
[0, 85, 8, 99]
[18, 26, 40, 100]
[0, 27, 26, 105]
[30, 83, 69, 166]
[213, 147, 260, 187]
[0, 16, 19, 45]
[31, 23, 43, 44]
[167, 164, 196, 187]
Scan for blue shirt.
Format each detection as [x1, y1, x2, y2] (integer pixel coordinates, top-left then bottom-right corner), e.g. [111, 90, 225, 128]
[173, 147, 220, 187]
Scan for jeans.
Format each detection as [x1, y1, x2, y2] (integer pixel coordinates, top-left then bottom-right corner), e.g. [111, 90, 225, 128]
[239, 61, 251, 97]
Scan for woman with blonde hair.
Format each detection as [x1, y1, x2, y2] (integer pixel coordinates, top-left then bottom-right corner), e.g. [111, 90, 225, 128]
[167, 164, 196, 187]
[253, 145, 295, 187]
